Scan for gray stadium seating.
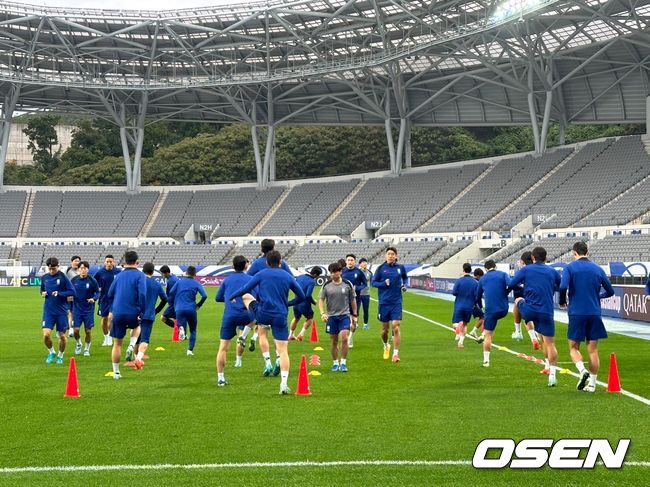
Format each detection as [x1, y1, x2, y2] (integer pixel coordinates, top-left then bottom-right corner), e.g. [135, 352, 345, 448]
[20, 244, 129, 267]
[423, 149, 571, 233]
[575, 177, 650, 227]
[287, 241, 388, 267]
[495, 236, 588, 265]
[229, 242, 296, 264]
[27, 191, 157, 237]
[397, 240, 447, 264]
[257, 181, 358, 236]
[0, 191, 26, 237]
[587, 234, 650, 263]
[148, 187, 285, 238]
[483, 238, 534, 263]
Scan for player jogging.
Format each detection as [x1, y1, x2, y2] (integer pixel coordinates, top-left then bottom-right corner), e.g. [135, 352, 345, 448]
[168, 266, 207, 356]
[358, 258, 373, 330]
[70, 261, 100, 357]
[341, 254, 367, 348]
[93, 255, 121, 347]
[289, 267, 322, 341]
[452, 263, 479, 349]
[41, 257, 75, 364]
[476, 260, 511, 367]
[134, 262, 168, 369]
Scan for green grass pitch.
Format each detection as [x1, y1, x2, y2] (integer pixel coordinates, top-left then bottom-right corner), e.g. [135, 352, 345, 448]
[0, 286, 648, 486]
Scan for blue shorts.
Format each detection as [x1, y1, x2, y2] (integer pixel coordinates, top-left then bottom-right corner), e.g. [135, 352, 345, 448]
[42, 313, 68, 332]
[293, 305, 314, 321]
[378, 303, 402, 323]
[110, 314, 140, 339]
[176, 309, 197, 330]
[139, 319, 154, 343]
[162, 306, 176, 320]
[98, 298, 112, 318]
[250, 301, 289, 341]
[513, 287, 524, 300]
[472, 305, 484, 319]
[326, 315, 351, 335]
[73, 312, 95, 330]
[452, 308, 472, 325]
[516, 301, 555, 337]
[221, 311, 254, 340]
[568, 315, 608, 342]
[483, 309, 508, 331]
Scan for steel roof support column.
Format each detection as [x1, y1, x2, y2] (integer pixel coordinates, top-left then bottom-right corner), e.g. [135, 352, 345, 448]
[527, 66, 541, 154]
[0, 85, 20, 193]
[384, 93, 397, 174]
[261, 84, 274, 188]
[131, 92, 148, 193]
[251, 104, 264, 188]
[646, 95, 650, 140]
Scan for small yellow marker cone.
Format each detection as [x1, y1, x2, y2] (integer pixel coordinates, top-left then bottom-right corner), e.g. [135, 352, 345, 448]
[497, 346, 508, 351]
[308, 370, 322, 376]
[559, 368, 571, 374]
[105, 371, 114, 377]
[155, 346, 165, 351]
[313, 347, 324, 351]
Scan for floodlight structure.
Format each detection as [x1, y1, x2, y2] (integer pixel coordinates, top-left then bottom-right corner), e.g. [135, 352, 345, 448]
[0, 0, 649, 192]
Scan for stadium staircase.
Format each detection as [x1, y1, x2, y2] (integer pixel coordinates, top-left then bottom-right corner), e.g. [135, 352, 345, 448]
[17, 189, 35, 239]
[481, 148, 576, 231]
[416, 164, 494, 233]
[596, 172, 650, 226]
[9, 246, 20, 261]
[250, 186, 292, 236]
[218, 244, 240, 265]
[313, 179, 367, 236]
[139, 189, 167, 238]
[430, 240, 484, 278]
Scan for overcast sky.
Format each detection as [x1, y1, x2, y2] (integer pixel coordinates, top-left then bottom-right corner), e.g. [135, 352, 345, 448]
[30, 0, 246, 10]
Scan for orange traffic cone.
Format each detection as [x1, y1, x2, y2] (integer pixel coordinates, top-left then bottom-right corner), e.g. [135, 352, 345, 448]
[295, 354, 311, 396]
[64, 357, 80, 398]
[309, 321, 319, 343]
[607, 352, 622, 393]
[172, 321, 180, 342]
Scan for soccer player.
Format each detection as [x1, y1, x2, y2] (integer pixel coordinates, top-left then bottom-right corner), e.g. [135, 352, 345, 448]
[509, 247, 561, 387]
[231, 250, 306, 394]
[66, 255, 81, 337]
[40, 257, 75, 364]
[372, 247, 408, 363]
[452, 263, 479, 349]
[244, 239, 292, 352]
[94, 254, 121, 347]
[511, 251, 540, 350]
[215, 256, 256, 386]
[159, 265, 179, 331]
[341, 254, 367, 348]
[468, 268, 485, 341]
[107, 250, 146, 380]
[70, 261, 100, 357]
[134, 262, 168, 369]
[289, 267, 322, 341]
[319, 262, 357, 372]
[559, 241, 615, 393]
[168, 266, 207, 356]
[358, 258, 373, 330]
[476, 259, 511, 367]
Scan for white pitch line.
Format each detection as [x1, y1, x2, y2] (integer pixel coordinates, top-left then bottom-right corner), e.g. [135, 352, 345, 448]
[1, 459, 648, 474]
[380, 300, 650, 407]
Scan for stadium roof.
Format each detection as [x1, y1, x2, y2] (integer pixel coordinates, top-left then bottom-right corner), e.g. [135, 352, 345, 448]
[0, 0, 649, 190]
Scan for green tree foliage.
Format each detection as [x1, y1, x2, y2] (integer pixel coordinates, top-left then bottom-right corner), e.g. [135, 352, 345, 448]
[3, 163, 47, 185]
[48, 157, 126, 186]
[411, 127, 491, 165]
[22, 115, 62, 175]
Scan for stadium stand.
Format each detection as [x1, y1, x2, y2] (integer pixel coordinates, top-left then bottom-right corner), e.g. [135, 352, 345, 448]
[483, 238, 534, 263]
[574, 176, 650, 227]
[429, 240, 474, 266]
[397, 240, 447, 264]
[322, 164, 488, 236]
[230, 242, 296, 263]
[27, 191, 157, 237]
[422, 149, 572, 233]
[0, 191, 26, 237]
[0, 245, 11, 260]
[20, 244, 129, 266]
[256, 181, 358, 236]
[495, 236, 589, 265]
[287, 241, 388, 267]
[132, 243, 234, 266]
[147, 187, 285, 238]
[586, 234, 650, 263]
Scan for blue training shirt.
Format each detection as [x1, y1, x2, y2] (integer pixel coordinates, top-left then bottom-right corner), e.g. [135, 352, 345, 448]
[107, 267, 147, 317]
[559, 257, 615, 316]
[41, 271, 75, 316]
[247, 255, 292, 276]
[93, 267, 121, 299]
[168, 277, 207, 313]
[232, 267, 306, 317]
[295, 274, 317, 309]
[142, 277, 168, 322]
[452, 274, 479, 311]
[342, 266, 367, 296]
[509, 262, 561, 315]
[372, 262, 408, 305]
[216, 271, 255, 317]
[71, 275, 100, 315]
[476, 269, 511, 314]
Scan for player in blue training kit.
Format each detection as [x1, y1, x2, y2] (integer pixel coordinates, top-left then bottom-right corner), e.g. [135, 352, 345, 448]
[65, 255, 81, 337]
[231, 250, 306, 394]
[242, 238, 293, 353]
[468, 268, 486, 341]
[289, 267, 322, 341]
[511, 251, 540, 349]
[93, 254, 121, 347]
[71, 261, 100, 357]
[159, 265, 179, 332]
[358, 258, 373, 330]
[40, 257, 76, 364]
[134, 262, 168, 369]
[107, 250, 146, 380]
[215, 256, 256, 386]
[168, 266, 207, 356]
[452, 263, 479, 349]
[476, 259, 511, 367]
[372, 247, 408, 363]
[559, 241, 615, 393]
[509, 247, 561, 386]
[342, 254, 367, 348]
